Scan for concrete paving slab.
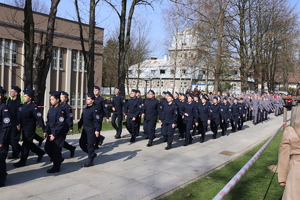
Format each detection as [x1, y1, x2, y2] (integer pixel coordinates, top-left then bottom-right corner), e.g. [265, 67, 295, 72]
[0, 113, 287, 200]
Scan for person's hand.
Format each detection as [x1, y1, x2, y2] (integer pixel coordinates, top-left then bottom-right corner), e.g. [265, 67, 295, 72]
[208, 120, 210, 124]
[222, 120, 224, 123]
[78, 128, 81, 133]
[16, 124, 20, 131]
[195, 123, 198, 127]
[141, 114, 145, 118]
[43, 133, 48, 138]
[105, 118, 109, 123]
[50, 135, 55, 141]
[0, 144, 2, 147]
[112, 107, 115, 111]
[279, 182, 286, 186]
[70, 129, 74, 135]
[95, 131, 100, 137]
[132, 117, 136, 121]
[172, 124, 176, 128]
[124, 115, 127, 119]
[159, 120, 162, 126]
[184, 113, 189, 117]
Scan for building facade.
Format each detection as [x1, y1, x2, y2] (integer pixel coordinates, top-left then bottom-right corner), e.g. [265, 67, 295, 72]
[0, 3, 103, 120]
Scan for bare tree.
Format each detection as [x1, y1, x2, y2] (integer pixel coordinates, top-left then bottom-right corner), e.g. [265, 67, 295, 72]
[9, 0, 48, 13]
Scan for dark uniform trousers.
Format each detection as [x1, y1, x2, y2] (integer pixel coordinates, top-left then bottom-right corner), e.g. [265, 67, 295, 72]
[220, 120, 229, 135]
[198, 120, 208, 142]
[162, 123, 175, 146]
[126, 118, 138, 141]
[20, 130, 44, 163]
[231, 115, 239, 132]
[177, 115, 184, 137]
[183, 120, 193, 144]
[0, 128, 10, 184]
[238, 116, 245, 129]
[10, 126, 21, 157]
[144, 119, 156, 143]
[111, 113, 123, 136]
[79, 129, 96, 162]
[45, 138, 63, 169]
[210, 119, 220, 139]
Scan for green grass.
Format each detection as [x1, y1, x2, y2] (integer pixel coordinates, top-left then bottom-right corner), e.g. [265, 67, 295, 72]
[160, 131, 285, 200]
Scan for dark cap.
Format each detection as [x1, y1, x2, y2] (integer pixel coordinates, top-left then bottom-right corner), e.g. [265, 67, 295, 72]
[213, 96, 218, 100]
[87, 93, 95, 98]
[0, 86, 6, 94]
[166, 91, 174, 98]
[239, 97, 244, 100]
[49, 91, 61, 96]
[223, 97, 228, 101]
[148, 90, 155, 94]
[175, 92, 179, 95]
[60, 91, 69, 96]
[136, 90, 141, 93]
[11, 86, 21, 93]
[131, 89, 137, 93]
[202, 94, 209, 100]
[94, 86, 100, 90]
[115, 86, 120, 89]
[23, 88, 35, 95]
[179, 93, 185, 96]
[162, 91, 167, 95]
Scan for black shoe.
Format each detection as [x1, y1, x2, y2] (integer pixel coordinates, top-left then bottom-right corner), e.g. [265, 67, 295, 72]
[189, 138, 193, 144]
[47, 168, 60, 173]
[7, 154, 18, 159]
[200, 139, 204, 143]
[153, 135, 156, 139]
[94, 145, 99, 150]
[0, 182, 5, 187]
[114, 134, 121, 139]
[165, 145, 171, 150]
[70, 146, 76, 158]
[92, 153, 97, 159]
[99, 135, 105, 146]
[38, 139, 43, 147]
[13, 161, 26, 168]
[145, 136, 149, 139]
[184, 142, 188, 146]
[82, 162, 93, 167]
[37, 152, 45, 162]
[146, 143, 153, 147]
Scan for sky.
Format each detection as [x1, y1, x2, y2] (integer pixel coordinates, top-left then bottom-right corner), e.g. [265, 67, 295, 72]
[1, 0, 300, 59]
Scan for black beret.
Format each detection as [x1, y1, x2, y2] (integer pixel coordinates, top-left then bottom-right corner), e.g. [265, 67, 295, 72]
[136, 90, 141, 93]
[0, 86, 6, 94]
[131, 89, 137, 93]
[162, 91, 167, 94]
[179, 93, 185, 96]
[115, 86, 120, 89]
[49, 91, 61, 96]
[94, 86, 100, 90]
[11, 86, 21, 93]
[23, 88, 35, 95]
[60, 91, 69, 96]
[166, 91, 174, 98]
[87, 93, 95, 98]
[175, 92, 179, 95]
[223, 97, 228, 100]
[148, 90, 155, 94]
[202, 94, 209, 100]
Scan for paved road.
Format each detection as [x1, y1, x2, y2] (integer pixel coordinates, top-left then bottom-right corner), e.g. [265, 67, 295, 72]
[2, 113, 286, 200]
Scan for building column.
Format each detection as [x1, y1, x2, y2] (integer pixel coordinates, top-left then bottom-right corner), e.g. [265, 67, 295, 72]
[65, 48, 72, 93]
[1, 39, 4, 87]
[80, 53, 84, 115]
[56, 48, 60, 91]
[74, 50, 80, 120]
[20, 41, 25, 90]
[43, 64, 51, 119]
[8, 40, 13, 90]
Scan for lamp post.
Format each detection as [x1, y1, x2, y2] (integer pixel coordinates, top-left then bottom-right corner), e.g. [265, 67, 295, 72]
[144, 78, 149, 98]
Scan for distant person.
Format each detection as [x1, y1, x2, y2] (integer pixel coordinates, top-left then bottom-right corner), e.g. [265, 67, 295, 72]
[278, 116, 300, 199]
[111, 87, 125, 139]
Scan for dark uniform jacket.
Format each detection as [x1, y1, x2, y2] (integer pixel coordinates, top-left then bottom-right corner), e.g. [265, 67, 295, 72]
[20, 102, 45, 134]
[124, 97, 141, 119]
[142, 98, 159, 121]
[220, 103, 230, 121]
[95, 96, 109, 119]
[61, 102, 73, 131]
[112, 95, 125, 114]
[7, 97, 22, 126]
[0, 103, 12, 146]
[45, 105, 68, 147]
[209, 103, 221, 123]
[180, 101, 198, 122]
[159, 102, 178, 124]
[197, 102, 210, 122]
[78, 105, 101, 133]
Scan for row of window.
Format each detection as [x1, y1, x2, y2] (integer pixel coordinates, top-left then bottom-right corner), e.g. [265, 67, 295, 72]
[129, 69, 206, 76]
[131, 80, 189, 87]
[0, 39, 18, 65]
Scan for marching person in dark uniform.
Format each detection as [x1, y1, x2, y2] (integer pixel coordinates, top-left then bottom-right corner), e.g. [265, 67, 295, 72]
[60, 92, 76, 158]
[177, 93, 186, 139]
[230, 98, 240, 132]
[7, 86, 22, 159]
[124, 89, 141, 143]
[220, 97, 230, 136]
[159, 91, 167, 107]
[93, 86, 109, 148]
[111, 87, 125, 139]
[159, 92, 178, 150]
[0, 87, 12, 187]
[142, 90, 159, 147]
[14, 88, 46, 167]
[135, 90, 143, 136]
[78, 93, 101, 167]
[238, 98, 247, 130]
[181, 93, 198, 146]
[196, 94, 210, 143]
[209, 96, 221, 139]
[192, 94, 200, 136]
[44, 91, 68, 173]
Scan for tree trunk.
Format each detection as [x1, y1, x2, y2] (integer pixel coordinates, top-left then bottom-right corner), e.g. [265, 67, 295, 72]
[34, 0, 60, 106]
[23, 0, 34, 88]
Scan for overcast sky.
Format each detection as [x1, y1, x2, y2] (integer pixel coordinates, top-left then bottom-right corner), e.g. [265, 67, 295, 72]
[1, 0, 299, 59]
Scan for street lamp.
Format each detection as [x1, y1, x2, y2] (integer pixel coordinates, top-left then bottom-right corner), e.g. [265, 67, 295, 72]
[144, 78, 149, 98]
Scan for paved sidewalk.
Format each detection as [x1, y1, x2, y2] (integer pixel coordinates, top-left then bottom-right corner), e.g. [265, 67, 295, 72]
[2, 113, 286, 200]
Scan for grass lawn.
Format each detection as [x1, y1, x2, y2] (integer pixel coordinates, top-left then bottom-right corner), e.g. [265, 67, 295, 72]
[160, 130, 285, 200]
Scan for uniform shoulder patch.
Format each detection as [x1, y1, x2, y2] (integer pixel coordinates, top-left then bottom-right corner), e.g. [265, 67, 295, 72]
[3, 117, 10, 123]
[35, 107, 38, 110]
[37, 112, 42, 117]
[96, 115, 100, 119]
[59, 117, 65, 122]
[4, 109, 8, 112]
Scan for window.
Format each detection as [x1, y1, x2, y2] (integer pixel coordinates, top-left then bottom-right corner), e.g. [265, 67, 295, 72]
[161, 81, 164, 86]
[0, 42, 2, 63]
[4, 41, 9, 63]
[170, 81, 174, 87]
[181, 69, 186, 75]
[157, 81, 160, 87]
[51, 49, 57, 69]
[232, 84, 236, 90]
[171, 69, 175, 75]
[137, 69, 142, 75]
[33, 45, 37, 68]
[182, 43, 186, 46]
[59, 49, 64, 70]
[128, 70, 133, 75]
[139, 80, 143, 86]
[12, 42, 17, 64]
[151, 70, 156, 75]
[72, 51, 78, 71]
[184, 82, 187, 88]
[160, 69, 165, 74]
[132, 80, 136, 86]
